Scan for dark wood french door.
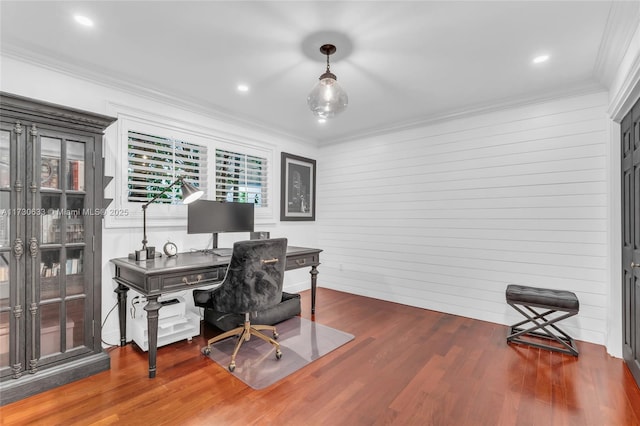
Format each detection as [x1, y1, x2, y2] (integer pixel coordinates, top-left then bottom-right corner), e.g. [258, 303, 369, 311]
[622, 96, 640, 387]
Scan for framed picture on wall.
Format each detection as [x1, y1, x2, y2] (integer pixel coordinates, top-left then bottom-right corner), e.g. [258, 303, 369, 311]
[280, 152, 316, 221]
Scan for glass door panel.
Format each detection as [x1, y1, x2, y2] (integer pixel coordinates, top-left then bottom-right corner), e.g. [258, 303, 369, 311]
[0, 311, 9, 368]
[0, 130, 9, 189]
[0, 192, 9, 331]
[66, 247, 84, 296]
[40, 302, 61, 356]
[66, 141, 85, 192]
[0, 191, 9, 248]
[66, 298, 84, 349]
[41, 194, 61, 244]
[40, 137, 61, 190]
[0, 253, 8, 310]
[0, 248, 8, 372]
[66, 195, 84, 243]
[38, 135, 90, 362]
[40, 250, 61, 301]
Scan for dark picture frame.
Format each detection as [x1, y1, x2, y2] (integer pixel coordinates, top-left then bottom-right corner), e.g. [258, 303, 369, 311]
[280, 152, 316, 221]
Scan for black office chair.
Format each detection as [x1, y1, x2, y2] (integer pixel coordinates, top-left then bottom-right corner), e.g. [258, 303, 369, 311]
[193, 238, 288, 372]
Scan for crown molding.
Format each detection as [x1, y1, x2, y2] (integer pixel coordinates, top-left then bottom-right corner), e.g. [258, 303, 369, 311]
[1, 45, 313, 147]
[3, 24, 622, 148]
[322, 82, 606, 146]
[594, 1, 640, 88]
[608, 51, 640, 122]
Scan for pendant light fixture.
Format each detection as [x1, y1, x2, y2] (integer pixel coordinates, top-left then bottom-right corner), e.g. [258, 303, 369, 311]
[307, 44, 348, 119]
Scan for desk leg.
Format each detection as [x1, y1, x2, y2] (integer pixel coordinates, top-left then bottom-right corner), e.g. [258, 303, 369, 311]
[144, 296, 162, 378]
[115, 284, 129, 347]
[310, 265, 319, 315]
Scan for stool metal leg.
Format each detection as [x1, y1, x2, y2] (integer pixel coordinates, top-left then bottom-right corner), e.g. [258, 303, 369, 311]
[507, 302, 579, 356]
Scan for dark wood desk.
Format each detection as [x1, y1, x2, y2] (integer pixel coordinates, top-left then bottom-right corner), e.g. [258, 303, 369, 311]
[110, 246, 321, 378]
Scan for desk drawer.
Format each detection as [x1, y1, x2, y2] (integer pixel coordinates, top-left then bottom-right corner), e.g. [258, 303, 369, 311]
[161, 267, 223, 291]
[286, 252, 319, 270]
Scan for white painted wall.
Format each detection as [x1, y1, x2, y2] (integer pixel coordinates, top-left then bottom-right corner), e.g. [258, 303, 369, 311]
[317, 92, 611, 346]
[0, 55, 320, 346]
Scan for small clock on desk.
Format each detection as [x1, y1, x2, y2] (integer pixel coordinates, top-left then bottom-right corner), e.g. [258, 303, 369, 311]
[163, 241, 178, 257]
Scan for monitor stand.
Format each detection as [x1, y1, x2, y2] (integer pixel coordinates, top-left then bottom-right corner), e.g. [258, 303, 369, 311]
[209, 233, 232, 256]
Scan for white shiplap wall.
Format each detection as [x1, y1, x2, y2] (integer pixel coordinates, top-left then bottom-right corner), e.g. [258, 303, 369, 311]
[317, 92, 609, 345]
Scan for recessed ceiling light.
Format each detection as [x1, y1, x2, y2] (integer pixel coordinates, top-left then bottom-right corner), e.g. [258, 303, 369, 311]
[317, 118, 327, 124]
[237, 84, 249, 93]
[74, 15, 94, 27]
[533, 54, 550, 64]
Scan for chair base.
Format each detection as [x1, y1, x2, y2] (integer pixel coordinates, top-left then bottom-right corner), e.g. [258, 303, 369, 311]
[203, 312, 282, 371]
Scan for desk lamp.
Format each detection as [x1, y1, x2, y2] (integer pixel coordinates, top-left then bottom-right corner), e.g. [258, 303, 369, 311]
[135, 177, 204, 261]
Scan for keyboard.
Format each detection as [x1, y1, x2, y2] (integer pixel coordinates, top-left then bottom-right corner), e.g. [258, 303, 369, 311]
[212, 248, 232, 257]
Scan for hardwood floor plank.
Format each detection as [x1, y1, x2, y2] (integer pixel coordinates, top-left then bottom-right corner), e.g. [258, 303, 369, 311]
[1, 288, 640, 426]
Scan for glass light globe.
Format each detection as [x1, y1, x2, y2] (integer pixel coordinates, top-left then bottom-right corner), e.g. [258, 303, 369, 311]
[307, 74, 348, 119]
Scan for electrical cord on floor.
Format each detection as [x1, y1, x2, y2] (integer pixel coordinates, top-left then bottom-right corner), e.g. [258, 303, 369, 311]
[130, 295, 144, 319]
[101, 301, 120, 348]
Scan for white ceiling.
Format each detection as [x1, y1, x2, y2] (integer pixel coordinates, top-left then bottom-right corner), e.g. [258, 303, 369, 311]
[0, 1, 635, 144]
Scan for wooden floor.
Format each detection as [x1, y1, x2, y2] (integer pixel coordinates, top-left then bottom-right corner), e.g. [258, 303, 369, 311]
[1, 288, 640, 426]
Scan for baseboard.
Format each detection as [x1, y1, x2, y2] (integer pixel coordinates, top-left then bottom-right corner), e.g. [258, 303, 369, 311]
[0, 352, 110, 406]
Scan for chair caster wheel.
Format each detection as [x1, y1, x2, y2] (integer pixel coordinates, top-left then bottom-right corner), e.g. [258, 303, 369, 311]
[275, 350, 282, 360]
[273, 332, 279, 340]
[229, 362, 236, 372]
[202, 347, 211, 355]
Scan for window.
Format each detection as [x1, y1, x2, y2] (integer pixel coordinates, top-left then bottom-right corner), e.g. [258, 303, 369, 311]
[215, 148, 268, 207]
[127, 131, 207, 204]
[105, 106, 275, 229]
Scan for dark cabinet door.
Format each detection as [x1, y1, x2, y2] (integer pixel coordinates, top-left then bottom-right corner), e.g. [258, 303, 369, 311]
[0, 121, 26, 381]
[0, 120, 97, 380]
[0, 92, 115, 405]
[621, 96, 640, 387]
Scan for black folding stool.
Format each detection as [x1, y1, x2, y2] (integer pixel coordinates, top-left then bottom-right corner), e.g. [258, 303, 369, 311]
[506, 284, 579, 356]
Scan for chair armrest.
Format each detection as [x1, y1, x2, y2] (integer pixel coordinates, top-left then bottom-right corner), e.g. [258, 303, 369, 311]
[193, 289, 214, 307]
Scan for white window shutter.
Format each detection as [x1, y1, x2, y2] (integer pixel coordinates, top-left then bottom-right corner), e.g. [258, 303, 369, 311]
[127, 131, 207, 204]
[215, 148, 268, 207]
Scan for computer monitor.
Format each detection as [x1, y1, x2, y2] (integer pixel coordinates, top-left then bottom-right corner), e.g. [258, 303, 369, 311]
[187, 200, 255, 249]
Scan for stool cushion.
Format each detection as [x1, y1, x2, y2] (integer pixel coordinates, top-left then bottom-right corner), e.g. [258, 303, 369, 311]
[506, 284, 579, 311]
